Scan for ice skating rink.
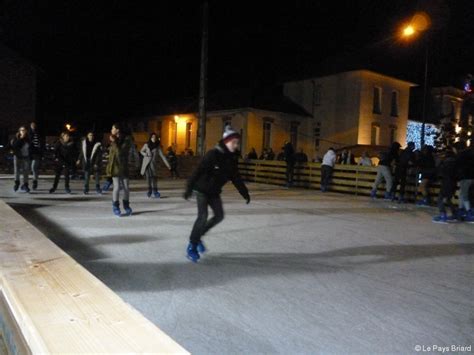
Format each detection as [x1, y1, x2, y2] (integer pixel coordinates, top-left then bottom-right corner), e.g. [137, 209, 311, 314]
[1, 178, 473, 354]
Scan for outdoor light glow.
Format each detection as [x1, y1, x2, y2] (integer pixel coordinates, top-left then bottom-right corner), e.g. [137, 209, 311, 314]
[406, 121, 437, 150]
[65, 123, 72, 131]
[403, 25, 415, 37]
[455, 124, 462, 134]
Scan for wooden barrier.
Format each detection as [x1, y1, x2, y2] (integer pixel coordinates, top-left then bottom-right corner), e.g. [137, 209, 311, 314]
[0, 200, 189, 354]
[239, 159, 453, 202]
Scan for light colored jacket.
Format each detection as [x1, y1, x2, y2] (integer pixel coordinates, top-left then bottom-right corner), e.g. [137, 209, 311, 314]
[140, 143, 170, 176]
[322, 150, 337, 167]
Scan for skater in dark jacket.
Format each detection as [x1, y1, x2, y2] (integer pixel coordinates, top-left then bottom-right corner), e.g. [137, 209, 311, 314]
[50, 132, 77, 194]
[167, 146, 179, 179]
[370, 142, 401, 199]
[390, 142, 416, 202]
[455, 142, 474, 222]
[77, 131, 102, 195]
[10, 126, 31, 192]
[416, 145, 436, 206]
[184, 126, 250, 262]
[283, 141, 295, 187]
[432, 147, 458, 223]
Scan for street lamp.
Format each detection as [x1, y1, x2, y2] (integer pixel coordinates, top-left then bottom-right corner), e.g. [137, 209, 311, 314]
[400, 13, 431, 147]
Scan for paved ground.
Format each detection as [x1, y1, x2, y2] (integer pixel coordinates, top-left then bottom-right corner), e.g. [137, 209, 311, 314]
[1, 176, 473, 354]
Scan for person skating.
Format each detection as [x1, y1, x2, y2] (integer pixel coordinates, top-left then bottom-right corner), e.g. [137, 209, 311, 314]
[140, 133, 171, 198]
[320, 147, 336, 192]
[29, 122, 43, 190]
[77, 131, 102, 195]
[167, 146, 179, 179]
[390, 142, 416, 203]
[283, 141, 295, 187]
[50, 132, 76, 194]
[10, 126, 31, 193]
[416, 145, 436, 206]
[106, 123, 133, 216]
[454, 141, 474, 222]
[370, 142, 400, 200]
[433, 147, 458, 223]
[183, 126, 250, 262]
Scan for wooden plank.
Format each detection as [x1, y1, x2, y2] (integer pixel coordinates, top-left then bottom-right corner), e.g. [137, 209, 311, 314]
[0, 200, 189, 354]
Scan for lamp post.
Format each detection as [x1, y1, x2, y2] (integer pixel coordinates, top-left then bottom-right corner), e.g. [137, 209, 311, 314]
[401, 14, 430, 147]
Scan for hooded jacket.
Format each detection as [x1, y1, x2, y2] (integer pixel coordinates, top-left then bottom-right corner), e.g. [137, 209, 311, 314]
[186, 141, 249, 199]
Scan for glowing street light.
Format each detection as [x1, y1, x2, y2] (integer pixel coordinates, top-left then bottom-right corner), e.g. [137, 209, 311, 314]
[402, 25, 415, 37]
[65, 123, 72, 131]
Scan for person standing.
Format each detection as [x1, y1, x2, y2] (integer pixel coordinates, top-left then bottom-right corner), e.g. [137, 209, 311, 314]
[247, 147, 258, 160]
[140, 133, 171, 198]
[50, 132, 76, 194]
[29, 122, 43, 190]
[183, 126, 250, 262]
[454, 142, 474, 222]
[432, 147, 458, 223]
[320, 147, 336, 192]
[106, 123, 133, 216]
[283, 141, 295, 187]
[167, 146, 179, 179]
[370, 142, 400, 200]
[77, 131, 102, 195]
[358, 152, 373, 167]
[390, 142, 416, 203]
[10, 126, 31, 192]
[416, 145, 436, 206]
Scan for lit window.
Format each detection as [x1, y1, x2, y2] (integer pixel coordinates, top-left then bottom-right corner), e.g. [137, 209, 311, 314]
[263, 121, 272, 149]
[371, 123, 380, 145]
[373, 87, 382, 114]
[391, 91, 399, 117]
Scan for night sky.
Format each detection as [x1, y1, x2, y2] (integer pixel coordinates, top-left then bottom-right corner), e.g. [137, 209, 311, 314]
[1, 0, 473, 126]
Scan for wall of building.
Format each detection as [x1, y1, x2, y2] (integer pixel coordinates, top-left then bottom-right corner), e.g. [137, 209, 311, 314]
[284, 70, 415, 157]
[357, 70, 412, 148]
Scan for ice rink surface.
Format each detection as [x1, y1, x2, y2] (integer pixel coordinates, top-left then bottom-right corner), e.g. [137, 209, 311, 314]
[1, 178, 473, 354]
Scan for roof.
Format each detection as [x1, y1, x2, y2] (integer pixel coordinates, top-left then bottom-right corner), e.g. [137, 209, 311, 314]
[142, 87, 312, 117]
[284, 69, 417, 87]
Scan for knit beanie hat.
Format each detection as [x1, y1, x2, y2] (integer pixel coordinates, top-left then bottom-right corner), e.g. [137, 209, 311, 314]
[222, 125, 240, 143]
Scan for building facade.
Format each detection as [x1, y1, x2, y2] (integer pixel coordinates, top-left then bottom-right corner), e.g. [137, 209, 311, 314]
[130, 89, 312, 158]
[284, 70, 416, 158]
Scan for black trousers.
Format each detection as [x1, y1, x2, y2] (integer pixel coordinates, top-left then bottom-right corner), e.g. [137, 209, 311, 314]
[437, 181, 456, 215]
[391, 167, 408, 196]
[321, 165, 333, 189]
[189, 192, 224, 245]
[53, 164, 71, 189]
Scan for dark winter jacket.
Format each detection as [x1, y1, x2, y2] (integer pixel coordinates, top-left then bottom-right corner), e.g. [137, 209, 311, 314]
[417, 151, 436, 180]
[378, 143, 401, 167]
[397, 147, 415, 169]
[283, 142, 295, 163]
[186, 141, 249, 199]
[78, 139, 102, 170]
[10, 137, 31, 159]
[28, 128, 43, 157]
[54, 140, 77, 166]
[437, 153, 457, 196]
[455, 147, 474, 180]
